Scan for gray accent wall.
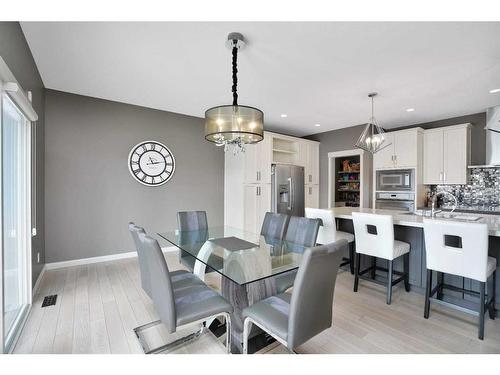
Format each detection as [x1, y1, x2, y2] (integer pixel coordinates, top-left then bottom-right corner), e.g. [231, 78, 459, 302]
[306, 112, 487, 208]
[44, 90, 224, 263]
[0, 22, 45, 285]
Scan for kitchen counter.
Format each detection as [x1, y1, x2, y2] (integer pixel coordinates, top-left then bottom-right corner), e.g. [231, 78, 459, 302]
[329, 207, 500, 236]
[330, 207, 500, 316]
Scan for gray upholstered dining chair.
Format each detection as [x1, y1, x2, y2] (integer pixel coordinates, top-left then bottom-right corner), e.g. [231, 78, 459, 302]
[176, 211, 223, 273]
[129, 222, 205, 299]
[242, 240, 347, 354]
[260, 212, 290, 244]
[274, 216, 321, 294]
[133, 232, 233, 354]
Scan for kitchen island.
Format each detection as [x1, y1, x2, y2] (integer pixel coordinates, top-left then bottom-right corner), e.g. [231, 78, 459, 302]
[330, 207, 500, 316]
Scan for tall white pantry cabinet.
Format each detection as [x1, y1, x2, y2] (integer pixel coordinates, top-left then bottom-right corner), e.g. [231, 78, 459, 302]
[224, 131, 320, 233]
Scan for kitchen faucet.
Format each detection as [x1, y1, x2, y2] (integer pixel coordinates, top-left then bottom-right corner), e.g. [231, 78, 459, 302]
[431, 191, 458, 216]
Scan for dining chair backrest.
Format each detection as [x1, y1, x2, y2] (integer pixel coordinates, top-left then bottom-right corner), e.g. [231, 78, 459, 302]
[128, 222, 152, 298]
[288, 240, 346, 349]
[284, 216, 321, 248]
[260, 212, 290, 240]
[352, 212, 396, 260]
[305, 208, 338, 245]
[139, 232, 177, 333]
[177, 211, 208, 231]
[423, 219, 489, 282]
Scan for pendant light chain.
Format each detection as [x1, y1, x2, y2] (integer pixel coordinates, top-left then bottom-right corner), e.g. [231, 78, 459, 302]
[371, 95, 374, 120]
[232, 41, 238, 106]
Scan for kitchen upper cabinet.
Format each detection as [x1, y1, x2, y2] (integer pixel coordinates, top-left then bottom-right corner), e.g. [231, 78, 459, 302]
[423, 124, 470, 185]
[423, 130, 444, 184]
[244, 136, 272, 184]
[305, 185, 319, 208]
[243, 184, 271, 234]
[303, 142, 320, 185]
[373, 133, 395, 169]
[443, 127, 469, 184]
[373, 129, 422, 169]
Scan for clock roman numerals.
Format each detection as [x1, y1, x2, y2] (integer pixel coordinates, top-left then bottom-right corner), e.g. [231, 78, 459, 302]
[129, 141, 175, 186]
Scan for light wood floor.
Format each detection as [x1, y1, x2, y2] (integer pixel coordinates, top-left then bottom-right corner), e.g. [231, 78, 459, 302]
[14, 252, 500, 354]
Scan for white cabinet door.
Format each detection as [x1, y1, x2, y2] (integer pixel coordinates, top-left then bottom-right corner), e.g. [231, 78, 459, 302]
[394, 130, 417, 167]
[244, 144, 259, 184]
[245, 137, 272, 184]
[244, 184, 259, 233]
[306, 142, 320, 185]
[423, 130, 444, 184]
[373, 133, 395, 169]
[244, 184, 271, 234]
[259, 136, 273, 184]
[305, 185, 319, 208]
[257, 184, 272, 229]
[443, 127, 468, 184]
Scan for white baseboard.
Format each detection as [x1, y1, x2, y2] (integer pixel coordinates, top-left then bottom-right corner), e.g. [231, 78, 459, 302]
[32, 264, 46, 296]
[44, 246, 178, 271]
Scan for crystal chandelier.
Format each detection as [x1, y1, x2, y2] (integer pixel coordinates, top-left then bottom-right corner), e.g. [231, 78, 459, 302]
[355, 93, 389, 154]
[204, 32, 264, 153]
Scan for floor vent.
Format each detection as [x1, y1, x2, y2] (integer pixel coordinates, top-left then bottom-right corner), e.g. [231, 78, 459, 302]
[41, 294, 57, 307]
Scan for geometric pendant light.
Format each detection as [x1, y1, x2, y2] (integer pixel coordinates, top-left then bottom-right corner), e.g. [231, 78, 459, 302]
[204, 32, 264, 153]
[355, 92, 390, 154]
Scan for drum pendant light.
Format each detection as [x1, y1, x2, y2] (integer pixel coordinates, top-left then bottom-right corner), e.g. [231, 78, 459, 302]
[204, 32, 264, 153]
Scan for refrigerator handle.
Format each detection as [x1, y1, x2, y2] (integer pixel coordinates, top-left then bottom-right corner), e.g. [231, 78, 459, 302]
[287, 177, 293, 210]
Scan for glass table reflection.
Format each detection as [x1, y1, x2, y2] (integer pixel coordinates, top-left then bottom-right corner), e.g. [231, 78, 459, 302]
[158, 226, 306, 286]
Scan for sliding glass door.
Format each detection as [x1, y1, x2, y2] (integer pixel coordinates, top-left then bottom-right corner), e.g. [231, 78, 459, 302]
[2, 93, 32, 352]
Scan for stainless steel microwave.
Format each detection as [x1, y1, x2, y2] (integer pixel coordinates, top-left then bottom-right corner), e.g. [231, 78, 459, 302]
[376, 169, 414, 191]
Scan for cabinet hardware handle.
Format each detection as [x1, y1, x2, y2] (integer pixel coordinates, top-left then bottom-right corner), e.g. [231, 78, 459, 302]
[443, 172, 446, 182]
[309, 174, 312, 182]
[439, 172, 443, 181]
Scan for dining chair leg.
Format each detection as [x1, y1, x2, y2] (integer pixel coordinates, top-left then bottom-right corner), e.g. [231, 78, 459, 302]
[242, 317, 252, 354]
[424, 269, 432, 319]
[386, 260, 393, 305]
[479, 281, 486, 340]
[436, 272, 444, 299]
[489, 270, 496, 320]
[349, 243, 355, 275]
[353, 252, 360, 292]
[370, 256, 376, 279]
[403, 253, 410, 292]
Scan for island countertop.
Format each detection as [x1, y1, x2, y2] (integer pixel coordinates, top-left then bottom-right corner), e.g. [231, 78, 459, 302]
[328, 207, 500, 236]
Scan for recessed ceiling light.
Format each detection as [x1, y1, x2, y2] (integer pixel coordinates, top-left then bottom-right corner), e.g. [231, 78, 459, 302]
[406, 108, 415, 112]
[280, 114, 288, 118]
[314, 123, 321, 127]
[490, 88, 500, 94]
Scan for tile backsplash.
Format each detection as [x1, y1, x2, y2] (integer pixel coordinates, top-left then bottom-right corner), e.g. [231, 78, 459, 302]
[431, 167, 500, 212]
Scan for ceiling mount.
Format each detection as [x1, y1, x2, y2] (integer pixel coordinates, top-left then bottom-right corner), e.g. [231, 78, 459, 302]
[225, 32, 245, 49]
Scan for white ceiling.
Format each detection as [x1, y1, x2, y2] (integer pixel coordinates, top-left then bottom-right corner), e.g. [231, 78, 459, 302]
[21, 22, 500, 136]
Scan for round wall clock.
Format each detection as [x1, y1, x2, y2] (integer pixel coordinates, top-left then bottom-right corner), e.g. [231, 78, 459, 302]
[128, 140, 175, 186]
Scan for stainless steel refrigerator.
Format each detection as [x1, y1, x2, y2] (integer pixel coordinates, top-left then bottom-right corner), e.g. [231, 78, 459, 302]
[271, 164, 305, 217]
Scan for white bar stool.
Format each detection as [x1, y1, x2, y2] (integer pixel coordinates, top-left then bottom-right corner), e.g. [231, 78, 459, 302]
[305, 208, 355, 274]
[423, 219, 496, 340]
[352, 212, 411, 304]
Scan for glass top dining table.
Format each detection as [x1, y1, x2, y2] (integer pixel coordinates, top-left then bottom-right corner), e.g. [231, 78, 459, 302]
[157, 226, 308, 286]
